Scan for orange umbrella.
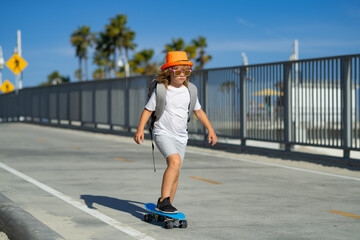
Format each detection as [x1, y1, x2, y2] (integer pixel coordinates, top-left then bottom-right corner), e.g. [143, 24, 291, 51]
[251, 88, 283, 96]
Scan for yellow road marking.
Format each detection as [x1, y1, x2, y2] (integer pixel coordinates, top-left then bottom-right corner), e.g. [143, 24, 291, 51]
[328, 210, 360, 219]
[114, 157, 133, 163]
[38, 139, 46, 143]
[189, 176, 221, 185]
[71, 146, 82, 151]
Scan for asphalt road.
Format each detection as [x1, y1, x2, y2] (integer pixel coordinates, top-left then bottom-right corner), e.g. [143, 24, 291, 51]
[0, 123, 359, 240]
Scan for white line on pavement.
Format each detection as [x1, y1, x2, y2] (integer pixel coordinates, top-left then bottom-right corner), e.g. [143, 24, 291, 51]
[0, 162, 156, 240]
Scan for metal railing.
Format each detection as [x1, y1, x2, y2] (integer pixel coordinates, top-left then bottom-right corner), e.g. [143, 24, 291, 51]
[1, 54, 359, 158]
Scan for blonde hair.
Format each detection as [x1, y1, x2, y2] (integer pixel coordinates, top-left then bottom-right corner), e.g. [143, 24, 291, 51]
[155, 65, 192, 89]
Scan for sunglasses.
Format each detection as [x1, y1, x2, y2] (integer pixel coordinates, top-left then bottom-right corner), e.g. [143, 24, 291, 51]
[170, 69, 192, 76]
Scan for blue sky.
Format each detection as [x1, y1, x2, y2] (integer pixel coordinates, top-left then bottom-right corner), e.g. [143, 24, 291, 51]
[0, 0, 360, 87]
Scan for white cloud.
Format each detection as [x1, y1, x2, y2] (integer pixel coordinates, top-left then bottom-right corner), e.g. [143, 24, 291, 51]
[236, 17, 254, 27]
[209, 39, 360, 53]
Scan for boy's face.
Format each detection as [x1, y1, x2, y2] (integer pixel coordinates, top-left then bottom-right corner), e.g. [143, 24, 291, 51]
[169, 65, 191, 86]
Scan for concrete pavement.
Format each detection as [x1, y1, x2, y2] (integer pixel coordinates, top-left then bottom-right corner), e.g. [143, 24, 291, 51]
[0, 123, 359, 240]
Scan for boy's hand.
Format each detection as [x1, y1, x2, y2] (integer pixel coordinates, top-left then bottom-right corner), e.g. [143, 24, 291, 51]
[134, 130, 144, 145]
[208, 130, 217, 146]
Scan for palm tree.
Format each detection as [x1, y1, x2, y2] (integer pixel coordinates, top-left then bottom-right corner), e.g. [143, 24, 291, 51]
[192, 36, 212, 69]
[93, 31, 115, 78]
[70, 26, 95, 81]
[163, 38, 185, 54]
[131, 49, 158, 75]
[70, 32, 84, 81]
[122, 29, 137, 76]
[92, 68, 106, 80]
[184, 45, 198, 61]
[40, 71, 70, 86]
[74, 69, 82, 81]
[105, 14, 128, 75]
[92, 51, 109, 79]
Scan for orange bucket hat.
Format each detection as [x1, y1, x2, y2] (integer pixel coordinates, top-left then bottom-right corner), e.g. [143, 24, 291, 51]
[161, 51, 194, 70]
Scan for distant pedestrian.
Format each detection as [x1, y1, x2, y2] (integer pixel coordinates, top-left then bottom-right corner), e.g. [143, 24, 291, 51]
[134, 51, 217, 213]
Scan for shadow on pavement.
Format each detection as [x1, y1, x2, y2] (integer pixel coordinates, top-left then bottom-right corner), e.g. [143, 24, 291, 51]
[80, 195, 146, 220]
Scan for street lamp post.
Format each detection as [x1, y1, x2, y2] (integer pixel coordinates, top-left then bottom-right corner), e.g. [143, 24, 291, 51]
[17, 30, 22, 90]
[0, 46, 4, 86]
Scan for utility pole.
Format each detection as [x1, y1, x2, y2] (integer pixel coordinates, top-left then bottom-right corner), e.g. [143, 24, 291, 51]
[16, 30, 22, 90]
[289, 39, 299, 83]
[289, 39, 299, 61]
[0, 46, 4, 85]
[241, 52, 248, 66]
[118, 55, 130, 78]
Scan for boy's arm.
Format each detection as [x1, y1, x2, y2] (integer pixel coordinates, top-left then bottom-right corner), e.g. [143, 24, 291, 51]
[194, 109, 217, 146]
[134, 109, 153, 144]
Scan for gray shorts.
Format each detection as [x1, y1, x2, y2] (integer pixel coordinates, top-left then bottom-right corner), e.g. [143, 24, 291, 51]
[154, 134, 187, 165]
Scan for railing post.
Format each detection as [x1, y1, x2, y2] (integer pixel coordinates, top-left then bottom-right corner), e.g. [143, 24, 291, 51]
[240, 66, 247, 146]
[92, 83, 96, 128]
[79, 85, 83, 126]
[202, 70, 208, 141]
[16, 90, 19, 121]
[108, 81, 113, 131]
[38, 89, 42, 122]
[30, 90, 33, 123]
[341, 57, 352, 158]
[56, 87, 60, 125]
[125, 78, 130, 132]
[67, 86, 71, 126]
[284, 62, 293, 151]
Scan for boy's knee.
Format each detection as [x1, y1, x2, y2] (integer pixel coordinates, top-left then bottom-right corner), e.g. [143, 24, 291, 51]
[167, 154, 182, 169]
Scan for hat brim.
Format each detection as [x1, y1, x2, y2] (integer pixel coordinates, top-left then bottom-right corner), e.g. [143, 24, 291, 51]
[161, 61, 194, 70]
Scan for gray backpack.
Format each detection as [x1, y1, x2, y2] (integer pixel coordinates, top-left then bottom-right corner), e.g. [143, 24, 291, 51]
[147, 79, 198, 171]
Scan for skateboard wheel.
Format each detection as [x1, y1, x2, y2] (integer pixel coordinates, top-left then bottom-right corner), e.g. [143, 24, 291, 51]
[144, 214, 153, 223]
[179, 220, 187, 228]
[164, 220, 174, 229]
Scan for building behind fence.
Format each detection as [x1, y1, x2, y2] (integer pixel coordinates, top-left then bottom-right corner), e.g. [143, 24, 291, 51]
[0, 54, 359, 159]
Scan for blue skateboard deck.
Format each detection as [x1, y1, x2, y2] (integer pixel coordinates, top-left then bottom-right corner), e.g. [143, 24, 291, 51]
[145, 203, 185, 219]
[144, 203, 187, 229]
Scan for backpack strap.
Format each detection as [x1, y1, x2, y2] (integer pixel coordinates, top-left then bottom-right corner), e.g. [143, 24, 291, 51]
[154, 83, 166, 121]
[187, 82, 198, 122]
[149, 82, 166, 173]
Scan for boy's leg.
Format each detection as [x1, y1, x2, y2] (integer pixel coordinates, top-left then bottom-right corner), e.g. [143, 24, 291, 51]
[160, 153, 181, 203]
[170, 178, 178, 203]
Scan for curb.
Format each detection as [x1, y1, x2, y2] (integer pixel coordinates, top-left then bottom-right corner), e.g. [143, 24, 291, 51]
[0, 193, 64, 240]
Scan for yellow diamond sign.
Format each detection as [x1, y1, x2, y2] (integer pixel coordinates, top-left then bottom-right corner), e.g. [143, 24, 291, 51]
[6, 53, 28, 75]
[0, 80, 15, 93]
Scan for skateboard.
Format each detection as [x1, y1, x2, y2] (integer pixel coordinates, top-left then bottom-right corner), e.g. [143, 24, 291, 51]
[144, 203, 187, 229]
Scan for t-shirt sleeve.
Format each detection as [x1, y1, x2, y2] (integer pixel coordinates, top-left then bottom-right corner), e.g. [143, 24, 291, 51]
[194, 97, 201, 111]
[145, 91, 156, 111]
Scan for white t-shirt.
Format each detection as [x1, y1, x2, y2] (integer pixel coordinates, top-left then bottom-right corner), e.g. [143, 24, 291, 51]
[145, 85, 201, 143]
